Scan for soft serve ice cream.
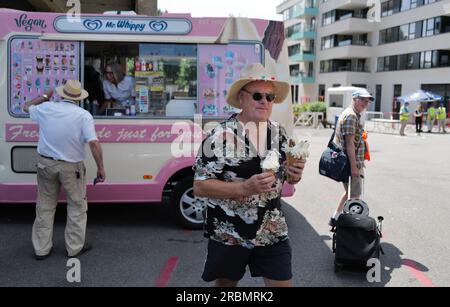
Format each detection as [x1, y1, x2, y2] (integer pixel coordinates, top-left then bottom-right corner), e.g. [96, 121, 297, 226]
[261, 150, 280, 175]
[285, 137, 310, 182]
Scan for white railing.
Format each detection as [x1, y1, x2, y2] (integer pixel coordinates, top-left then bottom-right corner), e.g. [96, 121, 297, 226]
[294, 112, 325, 128]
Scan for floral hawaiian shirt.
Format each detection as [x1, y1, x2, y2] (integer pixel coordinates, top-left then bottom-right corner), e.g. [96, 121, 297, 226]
[193, 114, 290, 249]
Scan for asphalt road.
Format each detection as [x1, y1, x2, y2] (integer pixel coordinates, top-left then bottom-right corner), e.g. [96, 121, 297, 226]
[1, 127, 449, 287]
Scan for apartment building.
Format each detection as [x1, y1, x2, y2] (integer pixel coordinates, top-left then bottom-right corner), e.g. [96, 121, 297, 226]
[277, 0, 450, 115]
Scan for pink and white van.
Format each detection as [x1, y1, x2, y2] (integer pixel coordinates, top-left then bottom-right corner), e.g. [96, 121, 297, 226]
[0, 9, 294, 228]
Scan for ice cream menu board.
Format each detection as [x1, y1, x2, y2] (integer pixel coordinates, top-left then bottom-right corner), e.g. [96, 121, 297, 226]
[198, 43, 262, 117]
[9, 38, 79, 115]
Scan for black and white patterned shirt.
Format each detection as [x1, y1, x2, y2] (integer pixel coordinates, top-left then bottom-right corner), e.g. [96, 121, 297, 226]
[193, 114, 290, 249]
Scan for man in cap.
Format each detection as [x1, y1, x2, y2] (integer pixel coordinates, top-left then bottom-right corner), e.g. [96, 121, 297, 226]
[193, 63, 306, 287]
[23, 80, 105, 259]
[329, 88, 373, 226]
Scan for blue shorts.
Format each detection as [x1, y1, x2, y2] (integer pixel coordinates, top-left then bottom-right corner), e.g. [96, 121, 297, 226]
[202, 239, 292, 282]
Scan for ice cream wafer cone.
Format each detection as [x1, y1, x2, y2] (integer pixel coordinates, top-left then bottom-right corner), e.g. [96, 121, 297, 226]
[263, 169, 276, 176]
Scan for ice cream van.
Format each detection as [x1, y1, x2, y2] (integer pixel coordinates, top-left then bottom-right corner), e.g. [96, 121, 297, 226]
[0, 9, 294, 228]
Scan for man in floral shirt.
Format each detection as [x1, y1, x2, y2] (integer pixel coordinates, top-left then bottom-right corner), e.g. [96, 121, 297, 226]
[193, 63, 306, 287]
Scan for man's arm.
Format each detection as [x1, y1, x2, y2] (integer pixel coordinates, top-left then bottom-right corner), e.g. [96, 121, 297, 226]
[345, 134, 360, 178]
[194, 172, 276, 199]
[88, 140, 106, 182]
[23, 89, 53, 113]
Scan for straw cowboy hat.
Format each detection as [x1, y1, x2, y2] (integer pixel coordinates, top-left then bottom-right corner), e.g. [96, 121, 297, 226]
[226, 63, 290, 109]
[56, 80, 89, 101]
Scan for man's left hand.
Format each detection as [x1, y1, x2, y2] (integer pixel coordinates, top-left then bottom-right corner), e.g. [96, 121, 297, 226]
[284, 158, 306, 184]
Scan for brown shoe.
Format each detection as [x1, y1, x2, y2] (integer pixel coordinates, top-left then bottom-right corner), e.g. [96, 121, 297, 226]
[68, 243, 92, 258]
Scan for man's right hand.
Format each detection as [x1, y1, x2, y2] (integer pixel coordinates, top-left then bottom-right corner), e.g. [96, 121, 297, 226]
[351, 167, 360, 178]
[241, 172, 276, 196]
[44, 88, 54, 99]
[96, 168, 106, 183]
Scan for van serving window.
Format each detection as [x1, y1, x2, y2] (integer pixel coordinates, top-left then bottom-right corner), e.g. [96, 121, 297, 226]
[82, 41, 262, 118]
[83, 42, 198, 118]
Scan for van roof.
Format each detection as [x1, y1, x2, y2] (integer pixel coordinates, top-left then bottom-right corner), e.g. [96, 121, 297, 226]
[327, 86, 364, 92]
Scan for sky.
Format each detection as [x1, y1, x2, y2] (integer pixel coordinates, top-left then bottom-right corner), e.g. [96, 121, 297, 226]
[158, 0, 282, 21]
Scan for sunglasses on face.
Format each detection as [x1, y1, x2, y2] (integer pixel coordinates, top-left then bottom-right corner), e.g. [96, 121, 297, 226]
[241, 89, 276, 103]
[105, 71, 113, 75]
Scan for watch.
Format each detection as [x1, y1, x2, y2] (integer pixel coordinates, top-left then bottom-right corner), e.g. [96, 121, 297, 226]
[42, 94, 49, 100]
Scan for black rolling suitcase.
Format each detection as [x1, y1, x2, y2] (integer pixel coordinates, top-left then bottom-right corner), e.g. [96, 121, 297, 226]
[331, 176, 384, 272]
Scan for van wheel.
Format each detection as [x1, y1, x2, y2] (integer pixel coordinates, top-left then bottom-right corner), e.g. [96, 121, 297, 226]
[170, 176, 206, 229]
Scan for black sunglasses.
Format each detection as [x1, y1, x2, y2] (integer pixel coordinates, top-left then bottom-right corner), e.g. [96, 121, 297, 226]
[241, 89, 276, 103]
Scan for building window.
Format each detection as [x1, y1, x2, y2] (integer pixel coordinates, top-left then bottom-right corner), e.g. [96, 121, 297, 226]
[423, 18, 435, 36]
[399, 24, 409, 40]
[322, 11, 335, 26]
[318, 84, 325, 101]
[377, 57, 384, 72]
[401, 0, 411, 11]
[382, 0, 438, 17]
[378, 15, 450, 45]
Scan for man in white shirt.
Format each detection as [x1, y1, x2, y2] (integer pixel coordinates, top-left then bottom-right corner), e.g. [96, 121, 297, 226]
[24, 80, 106, 260]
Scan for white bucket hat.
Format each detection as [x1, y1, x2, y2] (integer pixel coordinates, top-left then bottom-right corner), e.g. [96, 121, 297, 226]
[56, 79, 89, 101]
[226, 63, 290, 109]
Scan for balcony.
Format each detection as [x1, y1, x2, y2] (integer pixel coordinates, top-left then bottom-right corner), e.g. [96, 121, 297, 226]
[320, 66, 370, 73]
[293, 6, 318, 18]
[288, 27, 316, 40]
[290, 75, 315, 84]
[320, 0, 369, 12]
[319, 44, 371, 60]
[289, 51, 316, 62]
[320, 17, 374, 36]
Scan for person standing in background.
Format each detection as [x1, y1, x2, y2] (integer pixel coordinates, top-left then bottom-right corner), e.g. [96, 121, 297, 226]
[23, 80, 105, 260]
[103, 63, 136, 109]
[437, 102, 447, 133]
[427, 102, 436, 133]
[413, 105, 424, 134]
[399, 102, 410, 136]
[329, 88, 372, 226]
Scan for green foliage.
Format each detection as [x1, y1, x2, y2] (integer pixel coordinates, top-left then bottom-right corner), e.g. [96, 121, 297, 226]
[293, 101, 326, 115]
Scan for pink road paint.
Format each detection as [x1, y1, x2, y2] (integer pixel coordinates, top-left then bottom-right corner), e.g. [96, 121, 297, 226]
[402, 259, 436, 287]
[182, 230, 193, 236]
[5, 123, 203, 143]
[154, 256, 180, 287]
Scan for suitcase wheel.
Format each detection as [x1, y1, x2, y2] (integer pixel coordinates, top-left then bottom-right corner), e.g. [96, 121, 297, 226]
[334, 262, 344, 273]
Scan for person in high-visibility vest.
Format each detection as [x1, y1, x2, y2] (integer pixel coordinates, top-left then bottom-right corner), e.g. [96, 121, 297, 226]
[437, 102, 447, 133]
[427, 102, 436, 133]
[399, 102, 410, 136]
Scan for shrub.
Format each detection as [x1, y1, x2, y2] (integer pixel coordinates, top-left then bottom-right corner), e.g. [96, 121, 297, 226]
[293, 101, 326, 114]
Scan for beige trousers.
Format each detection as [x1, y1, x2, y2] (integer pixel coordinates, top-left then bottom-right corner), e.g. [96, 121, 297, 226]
[32, 156, 87, 257]
[438, 119, 447, 132]
[400, 120, 407, 135]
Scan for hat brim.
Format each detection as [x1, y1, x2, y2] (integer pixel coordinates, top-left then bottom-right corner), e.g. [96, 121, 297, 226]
[56, 85, 89, 101]
[226, 79, 290, 109]
[354, 95, 374, 102]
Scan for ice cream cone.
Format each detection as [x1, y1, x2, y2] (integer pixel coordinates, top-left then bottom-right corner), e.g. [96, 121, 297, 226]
[286, 154, 295, 182]
[262, 169, 276, 176]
